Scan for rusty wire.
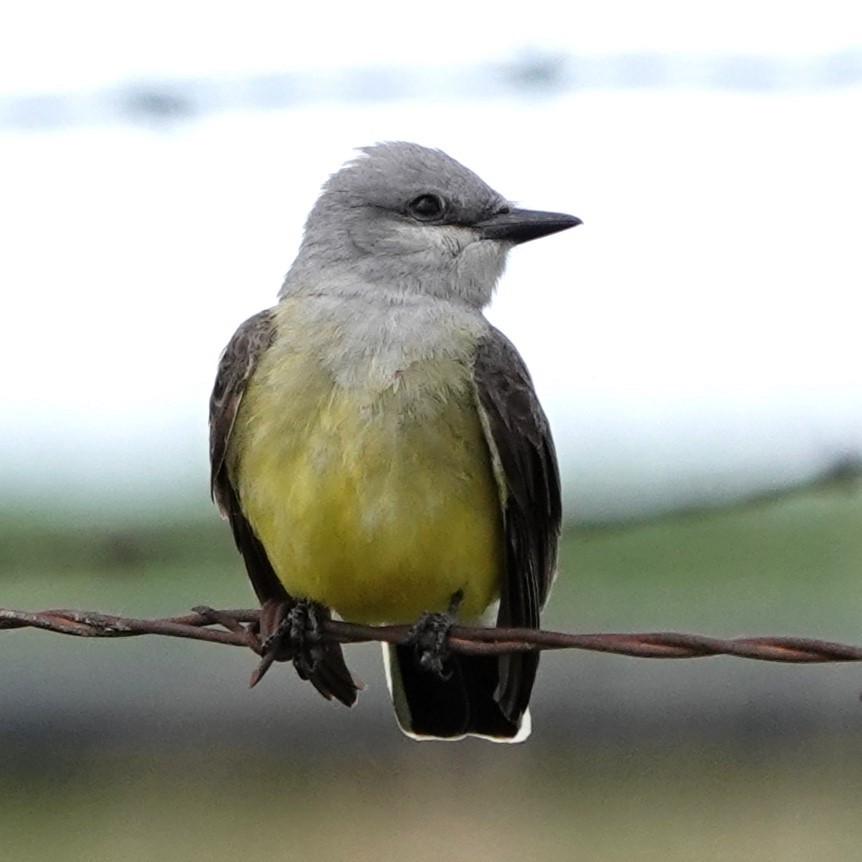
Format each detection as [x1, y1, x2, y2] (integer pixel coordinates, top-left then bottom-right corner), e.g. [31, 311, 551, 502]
[2, 605, 861, 666]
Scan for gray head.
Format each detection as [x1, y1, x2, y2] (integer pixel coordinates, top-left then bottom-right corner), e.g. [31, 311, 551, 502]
[281, 142, 580, 308]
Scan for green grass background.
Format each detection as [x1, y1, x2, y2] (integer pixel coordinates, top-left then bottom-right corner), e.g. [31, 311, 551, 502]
[2, 482, 861, 861]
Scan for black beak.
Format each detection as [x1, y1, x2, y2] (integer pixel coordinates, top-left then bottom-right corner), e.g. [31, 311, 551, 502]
[474, 208, 582, 245]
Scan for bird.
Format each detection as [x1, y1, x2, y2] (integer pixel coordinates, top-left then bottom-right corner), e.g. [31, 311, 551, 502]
[209, 142, 580, 741]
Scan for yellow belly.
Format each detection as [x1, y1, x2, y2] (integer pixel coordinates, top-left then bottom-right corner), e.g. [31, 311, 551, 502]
[228, 317, 504, 624]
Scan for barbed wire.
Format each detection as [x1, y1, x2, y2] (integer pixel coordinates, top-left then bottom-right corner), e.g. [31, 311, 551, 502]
[2, 606, 861, 668]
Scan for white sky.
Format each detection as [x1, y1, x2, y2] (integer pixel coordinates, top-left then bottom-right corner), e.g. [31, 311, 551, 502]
[1, 2, 861, 520]
[1, 0, 860, 94]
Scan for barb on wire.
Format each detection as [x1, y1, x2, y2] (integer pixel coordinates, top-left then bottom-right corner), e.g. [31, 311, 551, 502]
[2, 605, 861, 666]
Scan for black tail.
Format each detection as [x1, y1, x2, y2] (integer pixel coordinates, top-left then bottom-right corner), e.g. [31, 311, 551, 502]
[385, 644, 534, 741]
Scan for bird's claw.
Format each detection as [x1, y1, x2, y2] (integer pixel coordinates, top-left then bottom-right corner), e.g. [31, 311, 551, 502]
[252, 598, 326, 686]
[406, 590, 464, 679]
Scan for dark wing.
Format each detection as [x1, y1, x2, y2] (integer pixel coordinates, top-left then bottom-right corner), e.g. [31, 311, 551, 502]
[210, 308, 284, 604]
[210, 309, 275, 516]
[209, 308, 286, 604]
[473, 326, 562, 721]
[209, 308, 359, 706]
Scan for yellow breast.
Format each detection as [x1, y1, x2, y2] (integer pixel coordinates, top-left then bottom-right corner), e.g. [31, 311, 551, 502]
[228, 300, 504, 624]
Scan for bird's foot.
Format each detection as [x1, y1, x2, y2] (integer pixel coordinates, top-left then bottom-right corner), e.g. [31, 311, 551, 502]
[406, 590, 464, 679]
[251, 597, 327, 687]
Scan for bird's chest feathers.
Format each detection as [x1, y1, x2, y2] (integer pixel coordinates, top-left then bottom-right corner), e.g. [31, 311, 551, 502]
[231, 299, 502, 621]
[261, 298, 481, 427]
[234, 298, 492, 491]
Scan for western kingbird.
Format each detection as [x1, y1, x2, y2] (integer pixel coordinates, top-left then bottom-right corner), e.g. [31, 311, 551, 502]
[209, 142, 580, 741]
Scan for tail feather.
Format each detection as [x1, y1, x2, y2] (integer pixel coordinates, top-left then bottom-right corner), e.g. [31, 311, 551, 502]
[384, 644, 533, 742]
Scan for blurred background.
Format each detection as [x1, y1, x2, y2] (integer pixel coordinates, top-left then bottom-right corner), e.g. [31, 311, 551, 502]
[2, 1, 862, 859]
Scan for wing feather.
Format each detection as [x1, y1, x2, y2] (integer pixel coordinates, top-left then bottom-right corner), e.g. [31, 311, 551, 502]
[473, 326, 562, 721]
[208, 308, 359, 706]
[209, 309, 276, 516]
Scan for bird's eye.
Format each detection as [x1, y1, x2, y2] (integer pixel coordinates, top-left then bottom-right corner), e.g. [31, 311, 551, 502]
[407, 194, 445, 221]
